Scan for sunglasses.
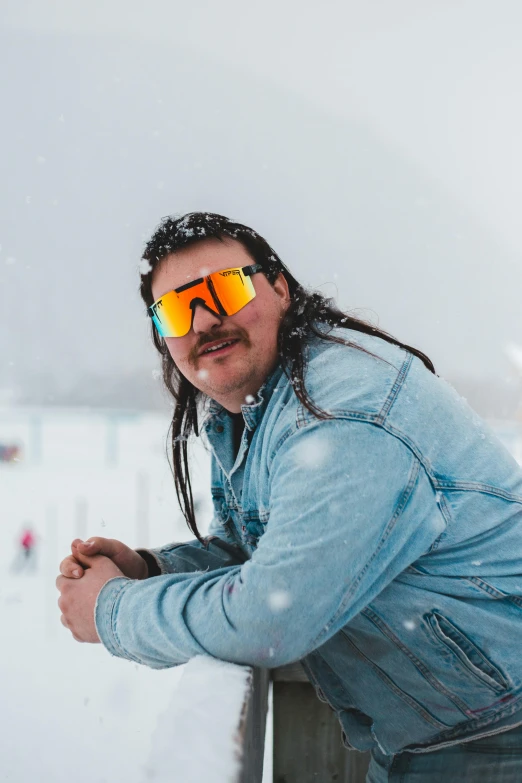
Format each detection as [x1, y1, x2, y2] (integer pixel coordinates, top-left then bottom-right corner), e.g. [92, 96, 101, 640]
[148, 263, 263, 337]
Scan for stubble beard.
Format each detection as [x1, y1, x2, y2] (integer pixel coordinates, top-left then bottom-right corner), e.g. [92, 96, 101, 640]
[194, 353, 256, 402]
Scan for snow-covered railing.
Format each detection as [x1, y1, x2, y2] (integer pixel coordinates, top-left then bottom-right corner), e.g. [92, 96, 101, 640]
[145, 656, 269, 783]
[145, 656, 370, 782]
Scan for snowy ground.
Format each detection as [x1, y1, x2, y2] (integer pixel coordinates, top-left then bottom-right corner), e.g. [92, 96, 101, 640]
[2, 406, 519, 782]
[0, 406, 273, 782]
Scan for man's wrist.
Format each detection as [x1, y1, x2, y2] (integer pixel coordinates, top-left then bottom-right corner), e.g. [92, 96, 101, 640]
[135, 548, 161, 578]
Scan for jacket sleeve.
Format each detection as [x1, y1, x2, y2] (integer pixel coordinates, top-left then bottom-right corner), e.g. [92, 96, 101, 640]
[95, 419, 445, 669]
[135, 532, 248, 577]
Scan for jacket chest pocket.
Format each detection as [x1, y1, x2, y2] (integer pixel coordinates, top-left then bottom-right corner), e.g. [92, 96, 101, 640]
[239, 509, 270, 548]
[212, 492, 241, 547]
[215, 496, 267, 551]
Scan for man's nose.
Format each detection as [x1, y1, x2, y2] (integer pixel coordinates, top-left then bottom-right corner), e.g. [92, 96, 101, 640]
[191, 303, 224, 334]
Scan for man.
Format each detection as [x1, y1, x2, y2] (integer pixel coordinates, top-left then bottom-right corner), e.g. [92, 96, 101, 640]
[58, 212, 522, 779]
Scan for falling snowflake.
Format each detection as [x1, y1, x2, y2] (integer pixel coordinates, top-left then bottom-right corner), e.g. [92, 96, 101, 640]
[295, 434, 331, 468]
[139, 258, 152, 275]
[245, 394, 255, 404]
[268, 590, 292, 612]
[403, 620, 416, 631]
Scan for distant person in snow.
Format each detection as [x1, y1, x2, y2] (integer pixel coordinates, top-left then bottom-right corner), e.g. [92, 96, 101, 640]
[12, 524, 37, 572]
[57, 212, 522, 781]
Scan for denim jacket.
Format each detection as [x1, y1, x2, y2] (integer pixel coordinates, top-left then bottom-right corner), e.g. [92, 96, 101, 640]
[95, 328, 522, 755]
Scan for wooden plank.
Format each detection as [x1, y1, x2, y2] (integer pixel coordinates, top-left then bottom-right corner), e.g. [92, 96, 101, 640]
[273, 681, 370, 783]
[272, 662, 309, 683]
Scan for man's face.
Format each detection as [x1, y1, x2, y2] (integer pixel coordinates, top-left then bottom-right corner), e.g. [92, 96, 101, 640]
[151, 238, 290, 412]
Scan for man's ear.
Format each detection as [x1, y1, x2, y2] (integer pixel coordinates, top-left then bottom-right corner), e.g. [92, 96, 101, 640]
[272, 272, 291, 305]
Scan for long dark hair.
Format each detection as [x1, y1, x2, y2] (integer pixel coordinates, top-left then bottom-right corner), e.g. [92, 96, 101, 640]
[140, 212, 436, 542]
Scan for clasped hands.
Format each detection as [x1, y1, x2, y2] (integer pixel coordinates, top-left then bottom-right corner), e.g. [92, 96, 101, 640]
[56, 537, 149, 643]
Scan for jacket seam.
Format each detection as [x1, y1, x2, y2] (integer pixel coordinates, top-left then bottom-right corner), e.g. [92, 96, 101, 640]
[408, 718, 522, 755]
[377, 351, 413, 422]
[404, 695, 522, 753]
[465, 576, 508, 599]
[432, 482, 522, 503]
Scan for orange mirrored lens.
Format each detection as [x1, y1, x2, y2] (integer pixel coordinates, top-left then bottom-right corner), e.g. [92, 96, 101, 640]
[150, 280, 217, 337]
[149, 289, 192, 337]
[209, 268, 256, 315]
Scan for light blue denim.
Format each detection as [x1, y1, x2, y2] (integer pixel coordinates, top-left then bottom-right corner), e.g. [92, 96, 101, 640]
[95, 327, 522, 756]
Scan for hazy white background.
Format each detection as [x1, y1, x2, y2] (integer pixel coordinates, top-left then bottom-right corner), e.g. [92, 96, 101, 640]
[2, 0, 522, 414]
[2, 2, 522, 780]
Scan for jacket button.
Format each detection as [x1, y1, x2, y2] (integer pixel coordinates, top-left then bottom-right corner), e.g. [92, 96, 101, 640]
[215, 424, 224, 433]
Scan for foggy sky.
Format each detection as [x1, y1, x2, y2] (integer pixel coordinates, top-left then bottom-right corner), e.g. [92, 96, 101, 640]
[2, 1, 522, 406]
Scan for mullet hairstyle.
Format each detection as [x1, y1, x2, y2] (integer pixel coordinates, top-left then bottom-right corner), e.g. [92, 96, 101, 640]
[140, 212, 436, 542]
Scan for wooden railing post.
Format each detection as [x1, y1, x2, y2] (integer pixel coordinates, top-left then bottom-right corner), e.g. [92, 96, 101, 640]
[271, 663, 370, 783]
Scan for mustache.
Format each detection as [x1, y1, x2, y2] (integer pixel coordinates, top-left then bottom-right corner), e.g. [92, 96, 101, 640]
[189, 327, 251, 363]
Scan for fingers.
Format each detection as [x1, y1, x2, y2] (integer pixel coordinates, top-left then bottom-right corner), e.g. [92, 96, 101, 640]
[72, 537, 113, 556]
[60, 613, 84, 643]
[71, 548, 99, 568]
[59, 554, 84, 579]
[72, 536, 121, 562]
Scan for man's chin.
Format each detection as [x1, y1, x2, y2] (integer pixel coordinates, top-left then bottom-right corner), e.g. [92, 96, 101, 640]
[195, 371, 253, 400]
